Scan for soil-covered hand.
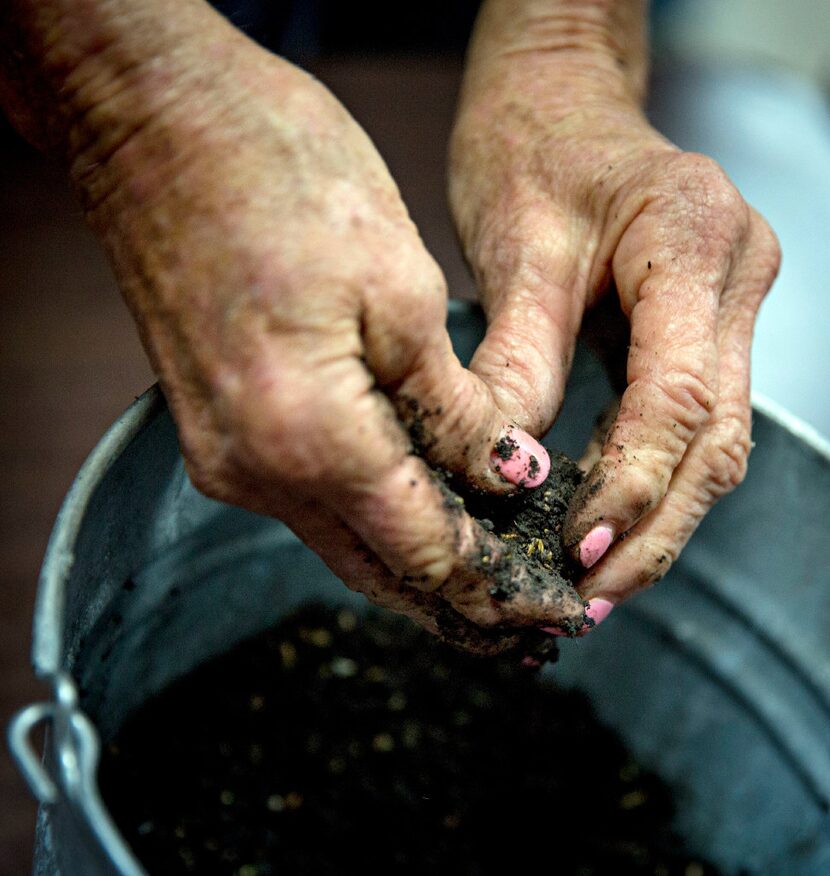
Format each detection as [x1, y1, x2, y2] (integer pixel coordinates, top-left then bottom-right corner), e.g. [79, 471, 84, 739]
[450, 0, 781, 619]
[0, 0, 590, 653]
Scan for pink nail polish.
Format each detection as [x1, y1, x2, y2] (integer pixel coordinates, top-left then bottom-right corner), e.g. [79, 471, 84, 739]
[585, 598, 614, 627]
[521, 656, 542, 668]
[579, 524, 614, 568]
[541, 598, 615, 637]
[490, 427, 550, 488]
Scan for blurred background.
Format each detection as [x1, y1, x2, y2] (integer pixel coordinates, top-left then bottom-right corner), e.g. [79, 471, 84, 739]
[1, 1, 828, 871]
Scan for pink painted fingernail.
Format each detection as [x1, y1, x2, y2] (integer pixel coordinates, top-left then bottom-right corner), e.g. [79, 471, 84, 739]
[585, 597, 614, 627]
[490, 427, 550, 488]
[521, 656, 542, 668]
[541, 598, 615, 637]
[579, 524, 614, 568]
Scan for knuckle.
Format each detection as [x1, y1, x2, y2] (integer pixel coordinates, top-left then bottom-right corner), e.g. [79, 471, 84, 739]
[676, 153, 746, 213]
[182, 453, 230, 503]
[422, 372, 490, 443]
[750, 211, 783, 292]
[701, 414, 752, 497]
[375, 277, 448, 359]
[452, 601, 502, 630]
[751, 210, 781, 257]
[616, 462, 666, 523]
[399, 271, 448, 326]
[175, 418, 233, 501]
[635, 538, 681, 591]
[470, 290, 570, 432]
[491, 347, 560, 432]
[399, 543, 456, 591]
[419, 281, 449, 327]
[649, 367, 717, 432]
[670, 153, 750, 242]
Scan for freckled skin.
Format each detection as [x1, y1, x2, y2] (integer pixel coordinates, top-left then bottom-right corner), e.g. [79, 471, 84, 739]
[450, 0, 780, 607]
[1, 0, 780, 633]
[0, 0, 589, 654]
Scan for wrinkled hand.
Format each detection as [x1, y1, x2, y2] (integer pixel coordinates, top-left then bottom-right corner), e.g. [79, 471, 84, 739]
[59, 7, 588, 652]
[450, 5, 780, 616]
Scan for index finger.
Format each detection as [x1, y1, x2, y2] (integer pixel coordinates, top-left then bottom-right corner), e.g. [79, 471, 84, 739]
[564, 192, 740, 566]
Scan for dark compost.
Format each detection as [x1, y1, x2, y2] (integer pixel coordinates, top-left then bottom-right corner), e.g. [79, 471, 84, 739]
[100, 604, 718, 876]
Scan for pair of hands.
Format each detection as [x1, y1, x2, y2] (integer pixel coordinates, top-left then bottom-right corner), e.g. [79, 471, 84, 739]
[17, 0, 779, 653]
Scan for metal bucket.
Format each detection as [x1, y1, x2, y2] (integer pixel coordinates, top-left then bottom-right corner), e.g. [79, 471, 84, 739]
[10, 302, 830, 875]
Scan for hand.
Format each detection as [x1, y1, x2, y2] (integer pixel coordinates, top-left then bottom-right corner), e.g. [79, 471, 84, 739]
[29, 2, 588, 652]
[450, 0, 781, 620]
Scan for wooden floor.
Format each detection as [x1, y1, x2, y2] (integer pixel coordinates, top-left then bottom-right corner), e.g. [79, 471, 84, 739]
[0, 57, 472, 872]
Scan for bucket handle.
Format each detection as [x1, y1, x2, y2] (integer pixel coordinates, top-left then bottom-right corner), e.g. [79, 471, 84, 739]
[9, 698, 149, 876]
[7, 702, 60, 804]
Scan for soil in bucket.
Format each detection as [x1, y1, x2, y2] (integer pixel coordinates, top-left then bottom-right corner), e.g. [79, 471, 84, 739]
[99, 445, 718, 874]
[99, 602, 719, 875]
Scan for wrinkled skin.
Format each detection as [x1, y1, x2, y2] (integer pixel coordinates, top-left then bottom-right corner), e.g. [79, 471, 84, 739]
[0, 0, 780, 645]
[20, 2, 587, 653]
[451, 0, 781, 606]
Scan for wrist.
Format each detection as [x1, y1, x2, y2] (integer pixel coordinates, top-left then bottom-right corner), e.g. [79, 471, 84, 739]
[459, 0, 649, 110]
[450, 1, 665, 254]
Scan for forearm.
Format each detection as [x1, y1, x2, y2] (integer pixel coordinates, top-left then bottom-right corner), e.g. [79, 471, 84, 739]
[0, 0, 316, 202]
[1, 1, 207, 150]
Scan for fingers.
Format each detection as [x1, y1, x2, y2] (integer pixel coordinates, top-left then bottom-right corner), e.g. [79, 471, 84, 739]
[394, 333, 552, 490]
[574, 362, 749, 605]
[348, 298, 589, 633]
[565, 162, 748, 565]
[210, 342, 588, 638]
[331, 448, 587, 633]
[276, 495, 526, 656]
[469, 285, 577, 437]
[574, 212, 780, 605]
[279, 489, 581, 657]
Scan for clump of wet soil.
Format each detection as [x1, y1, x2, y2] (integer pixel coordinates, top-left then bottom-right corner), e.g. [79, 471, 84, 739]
[431, 447, 587, 655]
[100, 604, 719, 876]
[406, 396, 584, 613]
[459, 448, 583, 597]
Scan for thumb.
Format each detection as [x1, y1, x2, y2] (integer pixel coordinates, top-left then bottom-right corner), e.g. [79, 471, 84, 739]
[465, 211, 585, 437]
[363, 271, 552, 492]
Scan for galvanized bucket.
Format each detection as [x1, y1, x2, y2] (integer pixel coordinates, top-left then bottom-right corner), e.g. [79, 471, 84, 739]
[9, 302, 830, 875]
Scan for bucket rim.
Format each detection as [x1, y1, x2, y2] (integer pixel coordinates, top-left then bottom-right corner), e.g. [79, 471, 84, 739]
[32, 385, 165, 678]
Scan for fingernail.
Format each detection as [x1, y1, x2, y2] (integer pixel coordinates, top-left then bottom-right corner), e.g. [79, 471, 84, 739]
[541, 598, 614, 637]
[490, 427, 550, 488]
[585, 597, 614, 627]
[579, 524, 614, 568]
[521, 656, 542, 668]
